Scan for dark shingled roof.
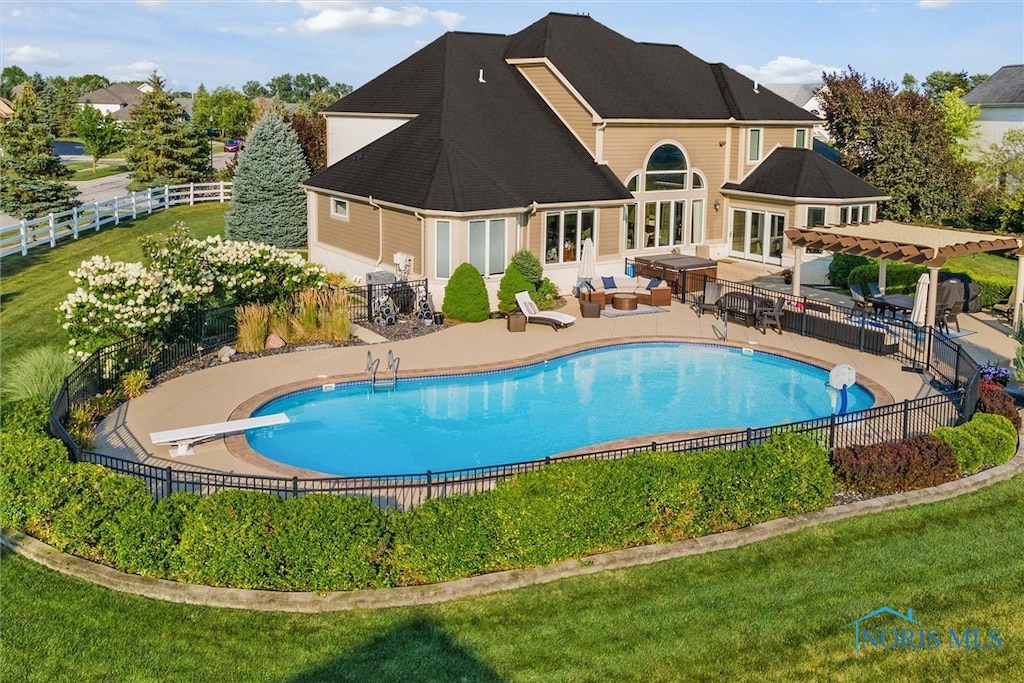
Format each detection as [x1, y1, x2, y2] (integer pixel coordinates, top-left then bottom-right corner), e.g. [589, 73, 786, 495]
[722, 147, 885, 200]
[311, 13, 820, 211]
[964, 65, 1024, 106]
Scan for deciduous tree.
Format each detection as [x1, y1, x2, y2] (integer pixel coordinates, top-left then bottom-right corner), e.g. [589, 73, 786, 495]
[72, 106, 124, 170]
[1, 65, 29, 99]
[819, 68, 976, 225]
[0, 83, 80, 219]
[224, 113, 309, 247]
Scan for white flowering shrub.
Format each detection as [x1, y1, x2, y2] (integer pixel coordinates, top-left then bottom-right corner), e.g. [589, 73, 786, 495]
[59, 256, 186, 359]
[61, 224, 329, 358]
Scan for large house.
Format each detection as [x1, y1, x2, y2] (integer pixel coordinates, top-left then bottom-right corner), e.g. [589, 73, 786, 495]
[303, 13, 887, 299]
[964, 64, 1024, 152]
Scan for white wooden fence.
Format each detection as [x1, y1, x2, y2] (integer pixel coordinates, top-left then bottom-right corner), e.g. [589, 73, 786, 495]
[0, 181, 233, 259]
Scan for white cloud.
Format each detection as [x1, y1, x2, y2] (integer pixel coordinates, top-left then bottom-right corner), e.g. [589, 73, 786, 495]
[918, 1, 956, 8]
[107, 60, 163, 82]
[5, 44, 66, 67]
[735, 56, 840, 84]
[295, 1, 464, 33]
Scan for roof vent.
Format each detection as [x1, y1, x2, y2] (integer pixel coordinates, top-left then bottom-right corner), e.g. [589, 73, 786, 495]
[478, 69, 486, 83]
[753, 80, 760, 94]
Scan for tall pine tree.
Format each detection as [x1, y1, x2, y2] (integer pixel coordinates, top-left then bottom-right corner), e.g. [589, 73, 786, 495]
[124, 72, 211, 192]
[0, 82, 80, 219]
[225, 113, 309, 247]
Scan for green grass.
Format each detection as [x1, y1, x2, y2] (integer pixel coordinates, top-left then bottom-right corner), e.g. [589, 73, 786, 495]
[945, 252, 1018, 281]
[0, 203, 227, 374]
[68, 162, 130, 181]
[2, 475, 1021, 681]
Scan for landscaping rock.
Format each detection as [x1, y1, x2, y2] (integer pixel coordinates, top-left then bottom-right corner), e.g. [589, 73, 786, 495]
[265, 334, 287, 350]
[217, 346, 236, 363]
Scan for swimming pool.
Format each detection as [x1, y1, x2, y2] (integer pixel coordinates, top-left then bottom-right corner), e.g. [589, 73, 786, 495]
[246, 342, 874, 477]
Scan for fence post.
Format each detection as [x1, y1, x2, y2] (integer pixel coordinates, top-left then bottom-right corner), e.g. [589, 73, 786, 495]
[293, 476, 299, 498]
[902, 399, 910, 440]
[745, 427, 752, 447]
[189, 183, 196, 206]
[18, 221, 27, 256]
[93, 201, 101, 231]
[164, 185, 171, 210]
[48, 213, 56, 247]
[147, 187, 154, 214]
[71, 206, 79, 239]
[165, 466, 173, 499]
[426, 470, 432, 500]
[114, 196, 121, 225]
[829, 413, 837, 450]
[131, 192, 138, 219]
[953, 349, 962, 389]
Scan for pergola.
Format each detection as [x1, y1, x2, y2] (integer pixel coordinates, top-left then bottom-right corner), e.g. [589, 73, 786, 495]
[785, 220, 1024, 330]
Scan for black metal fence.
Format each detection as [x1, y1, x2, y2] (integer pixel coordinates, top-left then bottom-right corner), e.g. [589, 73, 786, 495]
[49, 276, 988, 510]
[341, 278, 429, 324]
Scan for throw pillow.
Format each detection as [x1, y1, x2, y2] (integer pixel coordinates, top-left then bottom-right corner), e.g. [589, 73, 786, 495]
[647, 278, 663, 290]
[601, 275, 617, 290]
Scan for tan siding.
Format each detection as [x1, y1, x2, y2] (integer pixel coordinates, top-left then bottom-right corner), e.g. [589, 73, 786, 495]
[597, 207, 620, 257]
[315, 195, 378, 259]
[762, 126, 797, 155]
[517, 64, 596, 154]
[381, 210, 423, 275]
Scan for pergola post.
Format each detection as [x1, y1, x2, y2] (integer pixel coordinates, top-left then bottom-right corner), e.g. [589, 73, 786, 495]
[792, 245, 804, 298]
[927, 266, 940, 330]
[878, 259, 887, 294]
[1014, 251, 1024, 332]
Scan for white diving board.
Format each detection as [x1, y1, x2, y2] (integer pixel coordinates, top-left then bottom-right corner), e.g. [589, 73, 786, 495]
[149, 413, 289, 457]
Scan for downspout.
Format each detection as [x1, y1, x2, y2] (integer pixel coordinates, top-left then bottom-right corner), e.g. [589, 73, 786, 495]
[415, 211, 425, 278]
[526, 201, 539, 254]
[369, 196, 383, 266]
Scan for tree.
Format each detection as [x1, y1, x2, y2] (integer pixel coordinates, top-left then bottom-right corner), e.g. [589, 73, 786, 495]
[921, 70, 988, 101]
[68, 73, 110, 97]
[900, 73, 919, 93]
[224, 113, 309, 247]
[257, 72, 351, 103]
[38, 76, 78, 137]
[288, 110, 327, 172]
[0, 83, 81, 219]
[818, 68, 976, 224]
[1, 65, 29, 99]
[124, 72, 211, 192]
[937, 87, 980, 162]
[977, 129, 1024, 233]
[72, 106, 124, 170]
[242, 80, 268, 99]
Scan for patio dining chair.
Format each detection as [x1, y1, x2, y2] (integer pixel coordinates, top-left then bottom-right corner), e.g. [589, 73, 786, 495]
[849, 284, 874, 318]
[755, 297, 785, 334]
[695, 281, 723, 318]
[867, 282, 882, 298]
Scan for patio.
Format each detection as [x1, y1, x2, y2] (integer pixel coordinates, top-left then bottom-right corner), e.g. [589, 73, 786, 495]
[95, 261, 1019, 480]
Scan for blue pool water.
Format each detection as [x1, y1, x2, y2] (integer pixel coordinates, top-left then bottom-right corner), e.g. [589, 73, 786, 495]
[247, 343, 874, 477]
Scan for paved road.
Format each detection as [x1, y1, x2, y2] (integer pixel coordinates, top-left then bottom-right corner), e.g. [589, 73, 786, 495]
[0, 153, 234, 228]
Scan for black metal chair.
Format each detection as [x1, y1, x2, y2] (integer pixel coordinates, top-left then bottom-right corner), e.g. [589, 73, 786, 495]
[867, 282, 882, 298]
[849, 284, 874, 318]
[695, 281, 723, 318]
[756, 297, 785, 334]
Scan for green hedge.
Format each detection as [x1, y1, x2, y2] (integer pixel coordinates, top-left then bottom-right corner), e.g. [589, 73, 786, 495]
[933, 412, 1018, 472]
[1, 428, 835, 591]
[846, 262, 1013, 308]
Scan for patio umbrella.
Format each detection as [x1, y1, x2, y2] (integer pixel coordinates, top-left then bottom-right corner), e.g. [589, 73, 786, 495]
[910, 273, 929, 327]
[576, 237, 596, 292]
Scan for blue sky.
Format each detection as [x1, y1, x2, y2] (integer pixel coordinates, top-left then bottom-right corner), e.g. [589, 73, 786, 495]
[2, 1, 1021, 93]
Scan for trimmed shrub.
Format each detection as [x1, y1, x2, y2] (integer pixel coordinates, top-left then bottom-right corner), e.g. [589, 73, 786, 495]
[828, 254, 870, 288]
[831, 434, 960, 495]
[496, 262, 534, 314]
[976, 382, 1021, 430]
[441, 262, 491, 322]
[534, 277, 560, 311]
[933, 412, 1017, 472]
[933, 424, 985, 472]
[847, 262, 926, 295]
[0, 430, 72, 531]
[0, 398, 50, 435]
[134, 492, 202, 578]
[1, 346, 76, 404]
[510, 249, 544, 287]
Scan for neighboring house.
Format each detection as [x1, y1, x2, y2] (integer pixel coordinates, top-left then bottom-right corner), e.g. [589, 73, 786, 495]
[964, 64, 1024, 152]
[764, 82, 829, 141]
[303, 13, 887, 299]
[78, 82, 146, 120]
[0, 96, 14, 118]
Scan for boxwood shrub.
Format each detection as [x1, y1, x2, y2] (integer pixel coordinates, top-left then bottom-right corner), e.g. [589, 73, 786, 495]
[933, 412, 1018, 472]
[831, 434, 960, 495]
[441, 262, 491, 322]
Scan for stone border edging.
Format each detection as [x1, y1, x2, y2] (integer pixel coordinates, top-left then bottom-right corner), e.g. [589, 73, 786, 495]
[4, 452, 1021, 613]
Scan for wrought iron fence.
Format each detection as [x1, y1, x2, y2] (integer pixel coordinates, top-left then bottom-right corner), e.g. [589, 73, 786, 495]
[48, 277, 988, 510]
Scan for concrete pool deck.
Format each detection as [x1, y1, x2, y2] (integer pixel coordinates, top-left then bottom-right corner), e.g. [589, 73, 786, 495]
[95, 261, 1021, 478]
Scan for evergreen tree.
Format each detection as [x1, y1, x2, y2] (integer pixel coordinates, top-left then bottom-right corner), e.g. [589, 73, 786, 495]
[124, 72, 211, 192]
[224, 113, 309, 247]
[0, 83, 80, 219]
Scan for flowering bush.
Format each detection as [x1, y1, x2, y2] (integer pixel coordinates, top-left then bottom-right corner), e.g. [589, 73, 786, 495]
[59, 256, 187, 359]
[979, 364, 1013, 385]
[61, 224, 329, 358]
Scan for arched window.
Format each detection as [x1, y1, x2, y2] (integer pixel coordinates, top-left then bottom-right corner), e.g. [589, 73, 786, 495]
[645, 144, 687, 191]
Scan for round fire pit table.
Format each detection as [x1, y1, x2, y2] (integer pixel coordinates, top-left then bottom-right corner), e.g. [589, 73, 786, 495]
[612, 293, 638, 311]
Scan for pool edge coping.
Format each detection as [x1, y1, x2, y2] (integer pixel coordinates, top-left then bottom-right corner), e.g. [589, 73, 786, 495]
[3, 451, 1020, 613]
[222, 336, 895, 478]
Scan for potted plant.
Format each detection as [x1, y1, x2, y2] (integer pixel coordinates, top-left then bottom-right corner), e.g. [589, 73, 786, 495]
[980, 364, 1013, 387]
[781, 268, 793, 285]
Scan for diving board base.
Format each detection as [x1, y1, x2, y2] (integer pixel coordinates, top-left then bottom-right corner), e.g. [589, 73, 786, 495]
[150, 413, 289, 457]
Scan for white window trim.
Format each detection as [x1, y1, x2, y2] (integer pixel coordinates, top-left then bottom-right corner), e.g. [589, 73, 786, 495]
[330, 197, 349, 220]
[747, 128, 763, 162]
[794, 128, 808, 149]
[545, 209, 596, 264]
[435, 219, 452, 279]
[468, 217, 507, 277]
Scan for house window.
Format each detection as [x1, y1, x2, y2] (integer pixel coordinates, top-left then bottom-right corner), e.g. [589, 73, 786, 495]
[330, 198, 349, 220]
[748, 128, 762, 162]
[807, 207, 826, 227]
[839, 204, 872, 225]
[545, 209, 595, 264]
[469, 218, 506, 276]
[435, 220, 451, 278]
[690, 199, 705, 244]
[643, 200, 688, 248]
[645, 144, 687, 191]
[795, 128, 807, 148]
[624, 204, 638, 250]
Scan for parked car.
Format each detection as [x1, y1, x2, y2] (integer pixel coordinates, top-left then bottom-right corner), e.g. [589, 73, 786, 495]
[223, 138, 244, 153]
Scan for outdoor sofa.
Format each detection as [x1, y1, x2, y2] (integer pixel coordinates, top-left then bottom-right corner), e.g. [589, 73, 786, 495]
[582, 275, 673, 307]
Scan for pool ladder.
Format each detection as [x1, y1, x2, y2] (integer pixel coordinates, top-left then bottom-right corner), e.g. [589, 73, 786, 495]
[367, 350, 399, 392]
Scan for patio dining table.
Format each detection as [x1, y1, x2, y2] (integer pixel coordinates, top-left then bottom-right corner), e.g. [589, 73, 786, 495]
[719, 291, 773, 327]
[869, 293, 914, 319]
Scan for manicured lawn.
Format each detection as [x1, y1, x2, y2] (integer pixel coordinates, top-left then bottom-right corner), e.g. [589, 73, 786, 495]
[0, 203, 227, 374]
[2, 475, 1021, 681]
[945, 252, 1017, 281]
[68, 162, 131, 181]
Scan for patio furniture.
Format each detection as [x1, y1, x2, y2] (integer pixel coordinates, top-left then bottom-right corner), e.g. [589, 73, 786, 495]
[991, 285, 1017, 321]
[515, 291, 576, 330]
[695, 281, 723, 317]
[870, 293, 914, 320]
[867, 282, 882, 298]
[849, 284, 874, 318]
[755, 297, 785, 334]
[632, 254, 718, 296]
[719, 291, 771, 327]
[579, 299, 601, 318]
[612, 293, 638, 310]
[636, 281, 673, 307]
[935, 279, 965, 333]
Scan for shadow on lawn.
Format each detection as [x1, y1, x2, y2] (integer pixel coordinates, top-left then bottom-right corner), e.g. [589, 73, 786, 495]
[287, 615, 504, 683]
